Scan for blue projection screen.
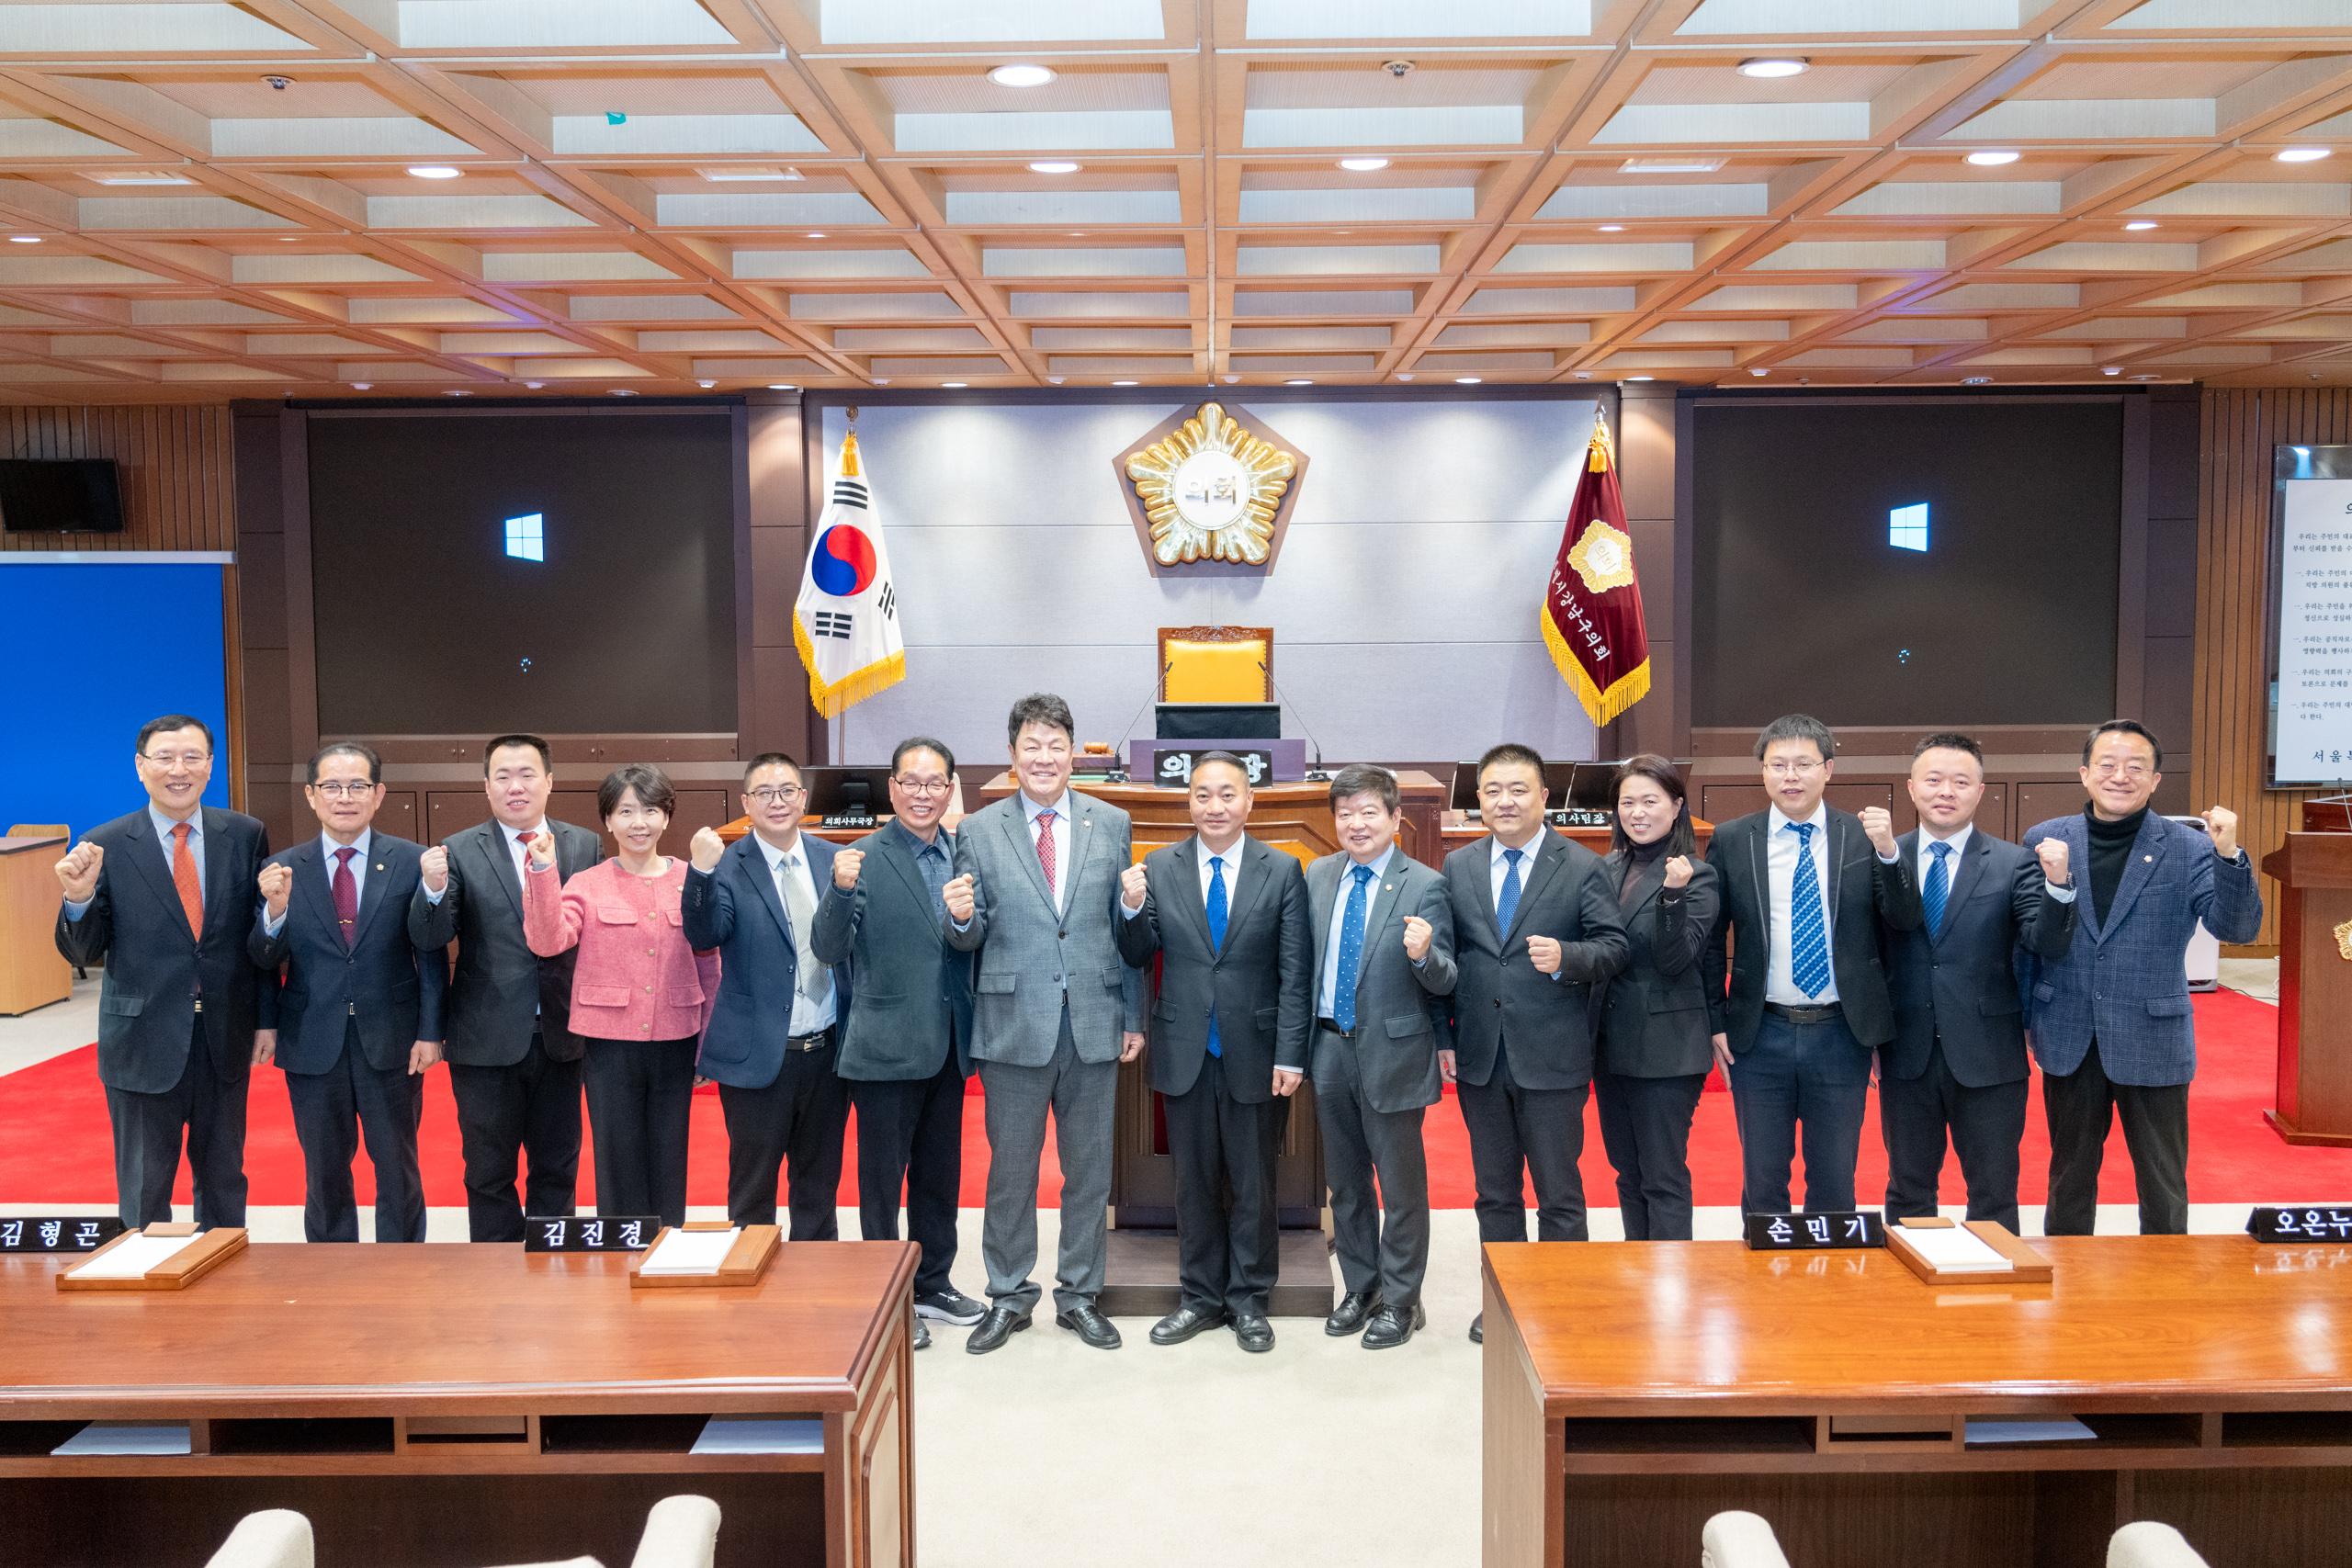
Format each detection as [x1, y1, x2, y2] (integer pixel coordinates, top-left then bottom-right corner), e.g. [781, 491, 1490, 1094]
[0, 560, 229, 841]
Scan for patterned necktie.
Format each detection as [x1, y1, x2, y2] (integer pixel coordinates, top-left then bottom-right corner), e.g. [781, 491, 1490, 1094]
[1788, 822, 1830, 997]
[1334, 863, 1374, 1032]
[169, 821, 203, 939]
[780, 854, 823, 1002]
[1204, 854, 1227, 1058]
[1497, 847, 1525, 935]
[1034, 808, 1057, 908]
[1924, 840, 1952, 939]
[332, 845, 358, 951]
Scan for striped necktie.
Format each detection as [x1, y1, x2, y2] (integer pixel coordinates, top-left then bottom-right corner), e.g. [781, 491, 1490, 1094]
[1787, 822, 1829, 997]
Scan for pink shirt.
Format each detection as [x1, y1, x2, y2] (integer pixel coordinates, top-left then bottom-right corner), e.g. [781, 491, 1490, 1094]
[523, 857, 719, 1043]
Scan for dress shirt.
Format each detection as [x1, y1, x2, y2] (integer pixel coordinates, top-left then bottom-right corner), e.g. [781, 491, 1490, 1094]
[887, 818, 955, 909]
[261, 827, 374, 939]
[63, 802, 202, 923]
[1019, 788, 1076, 914]
[415, 818, 539, 910]
[751, 829, 837, 1034]
[1488, 831, 1566, 984]
[1917, 820, 2078, 905]
[1318, 843, 1396, 1017]
[1765, 805, 1837, 1005]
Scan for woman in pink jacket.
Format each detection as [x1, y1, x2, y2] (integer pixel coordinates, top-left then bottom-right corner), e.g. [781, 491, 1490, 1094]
[524, 763, 718, 1227]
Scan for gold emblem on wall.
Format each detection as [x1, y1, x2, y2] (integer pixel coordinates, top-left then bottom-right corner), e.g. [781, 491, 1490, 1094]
[1123, 401, 1298, 567]
[1565, 517, 1637, 594]
[2335, 918, 2352, 961]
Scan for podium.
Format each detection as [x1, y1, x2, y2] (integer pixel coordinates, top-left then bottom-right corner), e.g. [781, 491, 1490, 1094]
[2261, 796, 2352, 1146]
[0, 834, 70, 1016]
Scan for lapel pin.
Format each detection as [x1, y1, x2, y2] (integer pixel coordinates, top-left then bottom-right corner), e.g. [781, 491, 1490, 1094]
[2144, 854, 2153, 862]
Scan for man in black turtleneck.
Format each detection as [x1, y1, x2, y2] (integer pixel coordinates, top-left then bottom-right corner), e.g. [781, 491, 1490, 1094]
[2020, 720, 2264, 1235]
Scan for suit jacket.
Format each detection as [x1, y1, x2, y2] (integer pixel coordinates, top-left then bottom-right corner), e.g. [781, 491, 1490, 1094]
[1593, 852, 1722, 1080]
[55, 806, 277, 1095]
[2018, 811, 2264, 1087]
[249, 832, 447, 1076]
[1305, 849, 1457, 1115]
[406, 817, 602, 1066]
[1441, 829, 1630, 1091]
[684, 831, 854, 1091]
[808, 821, 972, 1082]
[1882, 828, 2077, 1088]
[1115, 835, 1314, 1102]
[1704, 808, 1924, 1054]
[944, 791, 1144, 1066]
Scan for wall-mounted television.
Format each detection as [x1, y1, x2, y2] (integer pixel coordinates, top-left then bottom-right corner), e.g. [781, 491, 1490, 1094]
[0, 458, 124, 534]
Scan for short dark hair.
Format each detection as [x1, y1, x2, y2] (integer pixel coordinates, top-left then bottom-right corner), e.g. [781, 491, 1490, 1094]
[1191, 750, 1252, 787]
[1754, 713, 1836, 762]
[136, 715, 214, 757]
[1006, 692, 1076, 745]
[307, 741, 381, 786]
[597, 763, 675, 821]
[2083, 719, 2162, 771]
[743, 751, 803, 786]
[1477, 742, 1546, 785]
[1329, 762, 1399, 816]
[1607, 753, 1694, 858]
[891, 736, 956, 777]
[484, 733, 551, 774]
[1913, 731, 1984, 765]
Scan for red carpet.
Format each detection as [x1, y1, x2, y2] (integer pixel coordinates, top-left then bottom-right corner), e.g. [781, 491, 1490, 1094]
[6, 992, 2349, 1210]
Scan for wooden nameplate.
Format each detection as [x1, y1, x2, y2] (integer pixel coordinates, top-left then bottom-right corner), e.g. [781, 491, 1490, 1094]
[1886, 1217, 2052, 1286]
[628, 1222, 781, 1289]
[57, 1224, 248, 1292]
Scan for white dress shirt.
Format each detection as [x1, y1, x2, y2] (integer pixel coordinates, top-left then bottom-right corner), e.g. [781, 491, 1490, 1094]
[261, 827, 374, 939]
[1487, 829, 1546, 914]
[752, 830, 837, 1034]
[1318, 844, 1395, 1017]
[1765, 804, 1839, 1005]
[1918, 820, 2077, 906]
[1019, 788, 1076, 915]
[63, 802, 202, 923]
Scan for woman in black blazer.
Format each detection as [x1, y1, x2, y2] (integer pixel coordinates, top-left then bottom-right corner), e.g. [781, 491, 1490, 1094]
[1593, 755, 1720, 1240]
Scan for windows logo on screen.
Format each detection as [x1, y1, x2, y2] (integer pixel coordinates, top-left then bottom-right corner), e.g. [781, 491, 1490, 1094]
[503, 513, 544, 562]
[1888, 502, 1928, 552]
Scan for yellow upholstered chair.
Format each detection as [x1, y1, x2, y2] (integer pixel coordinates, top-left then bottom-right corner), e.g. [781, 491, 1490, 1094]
[1158, 626, 1272, 704]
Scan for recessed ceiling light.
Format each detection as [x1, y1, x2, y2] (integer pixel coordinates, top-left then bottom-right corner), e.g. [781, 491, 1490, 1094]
[7, 235, 40, 243]
[1454, 377, 1482, 384]
[1750, 367, 1769, 377]
[88, 171, 194, 186]
[1736, 57, 1808, 78]
[1221, 375, 1240, 383]
[698, 166, 804, 182]
[697, 379, 716, 388]
[1625, 375, 1655, 381]
[349, 382, 371, 389]
[2277, 147, 2333, 163]
[806, 232, 826, 239]
[1112, 379, 1138, 386]
[1028, 161, 1080, 175]
[941, 381, 967, 388]
[447, 389, 472, 396]
[2124, 220, 2158, 230]
[989, 64, 1056, 88]
[1285, 378, 1314, 385]
[276, 235, 301, 242]
[1965, 150, 2021, 166]
[525, 381, 544, 389]
[610, 389, 637, 396]
[1597, 223, 1625, 232]
[2132, 374, 2162, 381]
[1573, 370, 1592, 378]
[407, 165, 462, 179]
[767, 383, 794, 389]
[1618, 157, 1724, 174]
[1338, 157, 1390, 172]
[1962, 376, 1993, 385]
[2102, 366, 2121, 375]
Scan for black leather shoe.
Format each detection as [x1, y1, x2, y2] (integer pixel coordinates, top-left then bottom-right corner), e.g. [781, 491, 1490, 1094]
[1325, 1290, 1380, 1336]
[1056, 1303, 1123, 1349]
[1361, 1302, 1425, 1350]
[912, 1316, 932, 1350]
[1150, 1303, 1228, 1345]
[1233, 1313, 1275, 1353]
[1468, 1313, 1484, 1345]
[966, 1304, 1031, 1355]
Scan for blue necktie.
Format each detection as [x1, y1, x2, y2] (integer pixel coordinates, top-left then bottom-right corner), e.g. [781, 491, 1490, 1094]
[1205, 854, 1227, 1058]
[1924, 840, 1952, 939]
[1334, 863, 1374, 1032]
[1787, 823, 1829, 998]
[1497, 847, 1525, 936]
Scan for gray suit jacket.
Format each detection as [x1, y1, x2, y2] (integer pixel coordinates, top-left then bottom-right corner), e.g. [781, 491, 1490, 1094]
[1593, 852, 1721, 1080]
[811, 820, 973, 1081]
[944, 791, 1144, 1066]
[407, 817, 602, 1066]
[1882, 828, 2076, 1089]
[1305, 849, 1457, 1115]
[1115, 835, 1314, 1102]
[1442, 829, 1630, 1091]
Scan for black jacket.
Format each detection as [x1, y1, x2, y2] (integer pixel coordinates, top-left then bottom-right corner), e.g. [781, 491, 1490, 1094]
[251, 831, 448, 1075]
[1881, 827, 2076, 1087]
[1441, 829, 1629, 1091]
[407, 817, 601, 1066]
[1593, 852, 1721, 1080]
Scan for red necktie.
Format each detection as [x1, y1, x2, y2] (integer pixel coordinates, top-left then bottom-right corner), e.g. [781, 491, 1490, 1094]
[333, 845, 358, 950]
[169, 822, 204, 939]
[1035, 809, 1057, 904]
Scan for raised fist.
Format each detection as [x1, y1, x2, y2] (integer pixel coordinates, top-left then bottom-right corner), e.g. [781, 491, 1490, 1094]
[525, 829, 556, 872]
[833, 846, 864, 889]
[55, 840, 103, 903]
[1526, 934, 1564, 976]
[1120, 862, 1148, 911]
[689, 827, 726, 874]
[1858, 806, 1898, 858]
[2035, 838, 2070, 885]
[1401, 913, 1432, 962]
[419, 844, 449, 895]
[1663, 855, 1694, 889]
[943, 872, 977, 924]
[2204, 805, 2240, 860]
[258, 862, 293, 919]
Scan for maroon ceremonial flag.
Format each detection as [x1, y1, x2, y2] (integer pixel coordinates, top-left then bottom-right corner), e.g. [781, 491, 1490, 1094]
[1542, 412, 1650, 725]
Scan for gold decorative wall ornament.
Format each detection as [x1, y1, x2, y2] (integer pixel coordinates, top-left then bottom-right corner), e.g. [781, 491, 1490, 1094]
[1124, 401, 1297, 566]
[2335, 918, 2352, 961]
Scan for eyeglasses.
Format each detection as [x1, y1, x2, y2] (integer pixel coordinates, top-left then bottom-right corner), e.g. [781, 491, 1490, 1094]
[311, 781, 378, 799]
[2088, 761, 2152, 781]
[747, 785, 806, 805]
[1765, 760, 1825, 778]
[893, 778, 952, 796]
[142, 751, 211, 767]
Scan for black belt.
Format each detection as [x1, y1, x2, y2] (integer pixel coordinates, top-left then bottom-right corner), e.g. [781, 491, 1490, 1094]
[788, 1026, 834, 1054]
[1317, 1018, 1358, 1040]
[1764, 1000, 1843, 1025]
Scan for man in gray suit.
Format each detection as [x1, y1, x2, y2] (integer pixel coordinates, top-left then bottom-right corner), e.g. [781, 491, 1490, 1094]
[812, 736, 983, 1351]
[410, 734, 602, 1242]
[1306, 765, 1454, 1350]
[1115, 751, 1313, 1354]
[944, 693, 1145, 1354]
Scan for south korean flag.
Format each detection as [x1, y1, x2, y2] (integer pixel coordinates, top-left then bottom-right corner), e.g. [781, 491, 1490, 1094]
[793, 430, 906, 716]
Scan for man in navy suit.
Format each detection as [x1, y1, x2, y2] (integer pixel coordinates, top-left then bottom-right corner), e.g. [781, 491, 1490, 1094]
[2021, 721, 2263, 1235]
[56, 714, 276, 1228]
[684, 753, 853, 1237]
[250, 742, 447, 1244]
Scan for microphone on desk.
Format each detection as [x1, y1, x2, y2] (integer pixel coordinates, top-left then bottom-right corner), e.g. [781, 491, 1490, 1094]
[1109, 661, 1174, 783]
[1260, 660, 1331, 782]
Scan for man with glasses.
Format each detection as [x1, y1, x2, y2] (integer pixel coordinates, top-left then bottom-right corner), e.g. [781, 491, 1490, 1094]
[812, 738, 984, 1350]
[2020, 721, 2261, 1235]
[1705, 714, 1921, 1217]
[56, 714, 277, 1227]
[684, 753, 853, 1239]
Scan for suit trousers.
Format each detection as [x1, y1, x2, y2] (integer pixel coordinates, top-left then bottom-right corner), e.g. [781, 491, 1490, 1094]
[977, 1002, 1117, 1316]
[848, 1047, 965, 1295]
[2041, 1037, 2190, 1235]
[1458, 1039, 1590, 1244]
[447, 1031, 582, 1243]
[1728, 1010, 1872, 1215]
[1314, 1029, 1430, 1309]
[1164, 1048, 1290, 1317]
[1592, 1070, 1707, 1241]
[1879, 1038, 2029, 1234]
[582, 1036, 696, 1229]
[718, 1038, 849, 1238]
[105, 1015, 247, 1229]
[284, 1020, 426, 1244]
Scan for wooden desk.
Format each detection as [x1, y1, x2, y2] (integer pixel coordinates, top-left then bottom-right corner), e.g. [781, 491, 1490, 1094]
[0, 834, 70, 1016]
[1484, 1236, 2352, 1568]
[0, 1240, 918, 1568]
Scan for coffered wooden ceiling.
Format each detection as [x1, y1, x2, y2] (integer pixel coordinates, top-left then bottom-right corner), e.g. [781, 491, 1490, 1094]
[1, 0, 2351, 399]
